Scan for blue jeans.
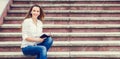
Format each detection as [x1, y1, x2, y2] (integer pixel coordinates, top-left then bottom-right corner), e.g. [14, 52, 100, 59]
[22, 37, 53, 59]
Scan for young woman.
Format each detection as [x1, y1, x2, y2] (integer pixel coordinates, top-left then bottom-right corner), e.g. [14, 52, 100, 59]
[21, 4, 53, 59]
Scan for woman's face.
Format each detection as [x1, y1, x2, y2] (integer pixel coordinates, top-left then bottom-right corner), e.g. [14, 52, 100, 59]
[31, 6, 40, 18]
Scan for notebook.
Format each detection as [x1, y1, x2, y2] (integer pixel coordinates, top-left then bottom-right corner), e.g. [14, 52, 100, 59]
[40, 34, 50, 38]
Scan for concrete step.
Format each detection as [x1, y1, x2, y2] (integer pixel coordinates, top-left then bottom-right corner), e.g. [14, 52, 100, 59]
[1, 24, 120, 28]
[11, 4, 120, 10]
[7, 13, 120, 17]
[8, 10, 120, 14]
[13, 0, 120, 1]
[1, 36, 120, 41]
[0, 41, 71, 52]
[0, 51, 120, 58]
[1, 41, 120, 47]
[1, 41, 120, 52]
[11, 4, 120, 7]
[0, 32, 120, 37]
[13, 0, 120, 6]
[4, 17, 120, 24]
[1, 24, 120, 32]
[0, 52, 69, 58]
[7, 10, 120, 17]
[5, 17, 70, 24]
[4, 17, 120, 21]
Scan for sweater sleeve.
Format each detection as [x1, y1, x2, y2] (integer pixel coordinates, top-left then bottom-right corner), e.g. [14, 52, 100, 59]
[22, 20, 29, 40]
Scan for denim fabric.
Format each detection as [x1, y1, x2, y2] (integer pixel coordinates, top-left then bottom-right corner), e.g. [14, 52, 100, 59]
[22, 37, 53, 59]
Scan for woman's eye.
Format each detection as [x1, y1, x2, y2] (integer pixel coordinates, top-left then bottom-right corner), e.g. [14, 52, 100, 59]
[33, 10, 35, 12]
[37, 11, 39, 12]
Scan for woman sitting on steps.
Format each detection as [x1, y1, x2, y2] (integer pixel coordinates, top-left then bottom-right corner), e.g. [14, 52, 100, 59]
[21, 4, 53, 59]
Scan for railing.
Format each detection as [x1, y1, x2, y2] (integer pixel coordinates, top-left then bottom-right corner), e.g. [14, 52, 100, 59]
[0, 0, 13, 25]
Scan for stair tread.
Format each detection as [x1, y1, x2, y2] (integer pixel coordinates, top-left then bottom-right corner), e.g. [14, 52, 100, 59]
[8, 10, 120, 13]
[13, 0, 120, 2]
[5, 17, 120, 21]
[0, 32, 120, 37]
[1, 24, 120, 28]
[1, 41, 120, 47]
[0, 51, 120, 58]
[0, 52, 69, 58]
[11, 4, 120, 7]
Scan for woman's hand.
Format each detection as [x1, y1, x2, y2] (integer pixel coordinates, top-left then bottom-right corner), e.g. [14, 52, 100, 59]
[46, 32, 52, 36]
[25, 37, 45, 42]
[41, 37, 46, 40]
[38, 38, 45, 42]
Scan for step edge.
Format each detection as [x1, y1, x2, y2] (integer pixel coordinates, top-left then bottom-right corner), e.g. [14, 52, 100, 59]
[5, 17, 120, 21]
[0, 51, 120, 58]
[1, 41, 120, 47]
[11, 4, 120, 7]
[1, 24, 120, 28]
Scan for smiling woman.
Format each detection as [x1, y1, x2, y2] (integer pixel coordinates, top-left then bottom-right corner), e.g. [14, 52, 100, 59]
[21, 4, 53, 59]
[31, 7, 41, 25]
[25, 4, 45, 22]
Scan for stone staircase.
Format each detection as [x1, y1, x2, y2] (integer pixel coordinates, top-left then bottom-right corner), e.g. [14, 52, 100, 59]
[1, 0, 120, 59]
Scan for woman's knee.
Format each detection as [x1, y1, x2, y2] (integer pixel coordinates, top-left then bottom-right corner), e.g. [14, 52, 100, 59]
[46, 37, 53, 44]
[37, 46, 47, 57]
[36, 46, 47, 53]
